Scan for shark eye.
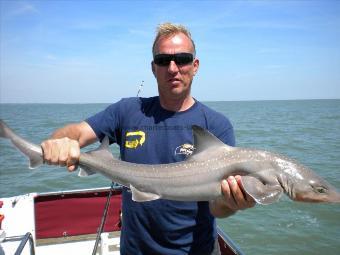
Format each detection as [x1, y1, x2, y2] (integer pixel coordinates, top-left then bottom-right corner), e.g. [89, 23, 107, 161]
[314, 186, 327, 194]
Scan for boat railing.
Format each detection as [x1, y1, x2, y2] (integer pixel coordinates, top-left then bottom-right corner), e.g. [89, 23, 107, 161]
[2, 232, 35, 255]
[217, 226, 245, 255]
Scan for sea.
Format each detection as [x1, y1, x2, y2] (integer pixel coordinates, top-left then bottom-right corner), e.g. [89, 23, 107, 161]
[0, 100, 339, 255]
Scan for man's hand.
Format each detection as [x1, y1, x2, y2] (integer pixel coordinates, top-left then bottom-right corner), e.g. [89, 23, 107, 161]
[210, 175, 256, 218]
[221, 175, 256, 211]
[41, 137, 80, 171]
[40, 121, 97, 171]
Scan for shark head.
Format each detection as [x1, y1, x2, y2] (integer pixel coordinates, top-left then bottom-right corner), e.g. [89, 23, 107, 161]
[293, 177, 340, 203]
[274, 156, 340, 203]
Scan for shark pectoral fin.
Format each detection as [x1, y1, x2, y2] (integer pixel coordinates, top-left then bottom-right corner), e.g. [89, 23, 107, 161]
[130, 185, 161, 202]
[78, 167, 96, 177]
[241, 176, 283, 205]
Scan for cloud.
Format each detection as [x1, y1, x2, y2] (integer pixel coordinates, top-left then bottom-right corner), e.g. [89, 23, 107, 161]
[6, 2, 39, 17]
[45, 54, 57, 61]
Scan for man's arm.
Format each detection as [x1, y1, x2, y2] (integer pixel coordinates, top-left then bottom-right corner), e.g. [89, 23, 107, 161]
[210, 175, 256, 218]
[41, 121, 97, 171]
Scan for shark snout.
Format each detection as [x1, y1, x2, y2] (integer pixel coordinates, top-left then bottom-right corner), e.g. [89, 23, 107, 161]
[321, 193, 340, 203]
[295, 190, 340, 203]
[329, 192, 340, 203]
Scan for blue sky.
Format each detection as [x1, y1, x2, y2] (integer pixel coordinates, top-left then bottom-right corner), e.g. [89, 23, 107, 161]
[1, 0, 339, 103]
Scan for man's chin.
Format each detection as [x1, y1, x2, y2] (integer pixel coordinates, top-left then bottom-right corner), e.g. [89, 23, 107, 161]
[169, 88, 187, 97]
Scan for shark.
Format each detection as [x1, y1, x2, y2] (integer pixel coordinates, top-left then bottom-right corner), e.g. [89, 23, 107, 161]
[1, 119, 339, 204]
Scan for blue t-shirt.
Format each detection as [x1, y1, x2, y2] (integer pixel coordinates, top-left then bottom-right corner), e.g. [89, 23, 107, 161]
[86, 96, 235, 255]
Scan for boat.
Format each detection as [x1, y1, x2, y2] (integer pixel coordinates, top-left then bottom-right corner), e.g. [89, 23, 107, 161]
[0, 186, 245, 255]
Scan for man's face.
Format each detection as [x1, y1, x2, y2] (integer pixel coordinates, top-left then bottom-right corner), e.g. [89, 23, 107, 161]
[152, 33, 199, 101]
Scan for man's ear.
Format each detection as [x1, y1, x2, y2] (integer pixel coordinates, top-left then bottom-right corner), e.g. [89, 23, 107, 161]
[151, 61, 156, 77]
[193, 58, 199, 76]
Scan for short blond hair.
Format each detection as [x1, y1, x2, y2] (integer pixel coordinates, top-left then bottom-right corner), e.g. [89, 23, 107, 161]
[152, 22, 196, 56]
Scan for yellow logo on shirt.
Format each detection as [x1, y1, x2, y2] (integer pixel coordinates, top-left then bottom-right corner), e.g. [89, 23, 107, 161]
[125, 131, 146, 149]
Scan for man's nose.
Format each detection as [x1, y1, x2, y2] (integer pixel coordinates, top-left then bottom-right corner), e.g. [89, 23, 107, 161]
[168, 60, 179, 73]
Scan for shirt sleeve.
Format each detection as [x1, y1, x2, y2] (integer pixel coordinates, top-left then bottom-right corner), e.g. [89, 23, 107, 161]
[85, 100, 123, 144]
[202, 105, 236, 146]
[209, 115, 235, 147]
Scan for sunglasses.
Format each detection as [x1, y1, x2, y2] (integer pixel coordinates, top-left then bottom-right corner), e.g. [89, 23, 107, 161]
[153, 53, 194, 66]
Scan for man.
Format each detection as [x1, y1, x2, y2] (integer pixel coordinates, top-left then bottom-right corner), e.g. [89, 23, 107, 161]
[42, 23, 255, 255]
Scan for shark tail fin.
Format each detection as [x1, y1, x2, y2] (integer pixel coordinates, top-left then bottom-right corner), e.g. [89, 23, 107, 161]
[0, 119, 12, 139]
[0, 119, 44, 169]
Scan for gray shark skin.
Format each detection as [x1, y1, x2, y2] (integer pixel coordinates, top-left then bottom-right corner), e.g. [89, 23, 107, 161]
[1, 119, 340, 204]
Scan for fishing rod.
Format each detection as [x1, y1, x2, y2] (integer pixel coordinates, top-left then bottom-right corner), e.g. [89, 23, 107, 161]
[137, 80, 144, 97]
[91, 182, 116, 255]
[92, 80, 145, 255]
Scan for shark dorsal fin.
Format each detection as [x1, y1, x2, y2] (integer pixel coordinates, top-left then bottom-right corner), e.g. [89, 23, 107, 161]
[192, 125, 229, 153]
[187, 126, 232, 161]
[79, 136, 117, 177]
[98, 136, 110, 150]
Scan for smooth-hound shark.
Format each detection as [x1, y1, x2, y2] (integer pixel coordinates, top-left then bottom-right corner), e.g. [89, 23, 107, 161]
[0, 119, 339, 204]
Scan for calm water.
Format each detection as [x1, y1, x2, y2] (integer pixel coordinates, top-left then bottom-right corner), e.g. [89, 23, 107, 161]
[1, 100, 340, 255]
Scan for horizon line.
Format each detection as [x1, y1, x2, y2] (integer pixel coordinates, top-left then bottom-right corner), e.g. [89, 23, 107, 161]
[1, 98, 339, 105]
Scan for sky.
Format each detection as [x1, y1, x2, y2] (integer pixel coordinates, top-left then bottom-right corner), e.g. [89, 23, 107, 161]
[1, 0, 339, 103]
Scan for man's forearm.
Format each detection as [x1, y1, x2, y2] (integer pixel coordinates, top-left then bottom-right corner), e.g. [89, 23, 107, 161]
[50, 121, 96, 147]
[51, 124, 81, 139]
